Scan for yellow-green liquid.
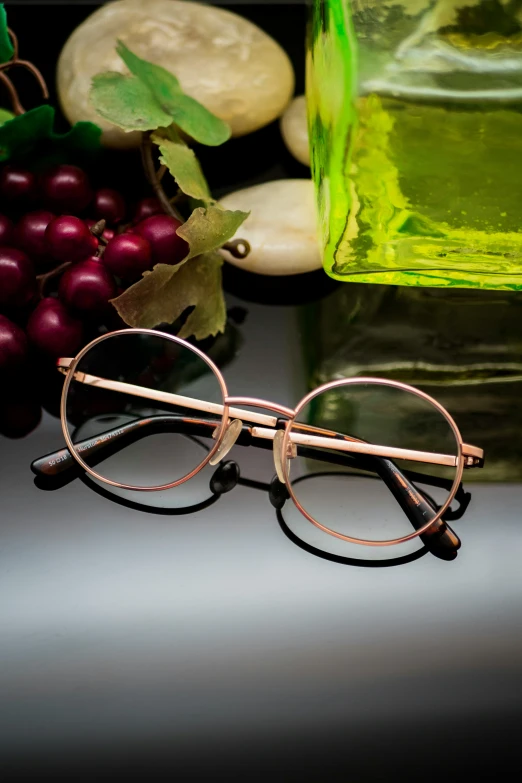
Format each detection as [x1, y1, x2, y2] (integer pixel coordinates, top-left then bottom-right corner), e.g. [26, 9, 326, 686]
[331, 94, 522, 289]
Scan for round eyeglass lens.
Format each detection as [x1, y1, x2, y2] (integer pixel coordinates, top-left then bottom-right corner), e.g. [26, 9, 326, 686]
[285, 381, 461, 545]
[64, 331, 226, 489]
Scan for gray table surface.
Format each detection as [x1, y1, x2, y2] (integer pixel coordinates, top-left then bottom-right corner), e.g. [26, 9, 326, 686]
[1, 296, 521, 781]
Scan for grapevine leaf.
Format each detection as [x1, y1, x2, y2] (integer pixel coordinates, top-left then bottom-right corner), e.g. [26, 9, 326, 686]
[177, 205, 249, 261]
[116, 40, 182, 108]
[0, 105, 101, 163]
[90, 71, 171, 132]
[152, 133, 212, 203]
[0, 107, 14, 125]
[113, 42, 231, 146]
[0, 5, 13, 64]
[165, 93, 231, 146]
[110, 251, 226, 339]
[178, 253, 227, 340]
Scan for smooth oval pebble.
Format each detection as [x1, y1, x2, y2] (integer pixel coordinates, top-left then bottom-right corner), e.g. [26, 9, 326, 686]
[219, 179, 322, 276]
[280, 95, 310, 166]
[57, 0, 295, 148]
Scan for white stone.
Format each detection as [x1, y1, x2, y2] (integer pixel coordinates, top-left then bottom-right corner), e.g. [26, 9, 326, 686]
[57, 0, 295, 148]
[219, 179, 322, 276]
[280, 95, 310, 166]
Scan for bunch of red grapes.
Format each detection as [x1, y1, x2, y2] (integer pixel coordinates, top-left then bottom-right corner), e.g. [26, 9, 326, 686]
[0, 162, 189, 376]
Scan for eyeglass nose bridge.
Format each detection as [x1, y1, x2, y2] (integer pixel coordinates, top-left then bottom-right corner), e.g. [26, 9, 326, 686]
[221, 396, 297, 479]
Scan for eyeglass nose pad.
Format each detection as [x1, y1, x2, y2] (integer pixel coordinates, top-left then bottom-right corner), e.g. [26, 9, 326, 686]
[273, 429, 296, 483]
[209, 419, 243, 466]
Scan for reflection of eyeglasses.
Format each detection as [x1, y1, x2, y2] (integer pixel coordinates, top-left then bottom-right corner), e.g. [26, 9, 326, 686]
[31, 328, 484, 551]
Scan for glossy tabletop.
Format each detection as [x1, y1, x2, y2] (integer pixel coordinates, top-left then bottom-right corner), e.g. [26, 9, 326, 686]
[1, 289, 522, 780]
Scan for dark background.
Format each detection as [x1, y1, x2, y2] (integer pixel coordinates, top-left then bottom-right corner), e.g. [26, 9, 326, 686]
[1, 3, 522, 781]
[4, 1, 309, 196]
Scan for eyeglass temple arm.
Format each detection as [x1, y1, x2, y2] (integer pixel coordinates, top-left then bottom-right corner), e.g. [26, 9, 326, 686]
[55, 360, 484, 469]
[30, 415, 214, 478]
[31, 414, 463, 553]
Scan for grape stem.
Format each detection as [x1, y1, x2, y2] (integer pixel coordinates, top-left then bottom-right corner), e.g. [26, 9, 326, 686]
[140, 132, 184, 223]
[8, 27, 18, 60]
[90, 219, 109, 253]
[140, 131, 251, 259]
[0, 71, 23, 115]
[0, 29, 49, 115]
[36, 262, 71, 298]
[35, 221, 107, 298]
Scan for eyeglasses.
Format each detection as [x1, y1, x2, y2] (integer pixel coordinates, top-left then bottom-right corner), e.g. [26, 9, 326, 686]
[32, 328, 484, 552]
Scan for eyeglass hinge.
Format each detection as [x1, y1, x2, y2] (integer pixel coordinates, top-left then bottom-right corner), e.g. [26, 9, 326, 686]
[56, 366, 86, 383]
[462, 443, 484, 469]
[465, 455, 483, 468]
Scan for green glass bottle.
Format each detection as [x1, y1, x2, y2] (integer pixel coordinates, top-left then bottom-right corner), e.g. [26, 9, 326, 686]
[307, 0, 522, 290]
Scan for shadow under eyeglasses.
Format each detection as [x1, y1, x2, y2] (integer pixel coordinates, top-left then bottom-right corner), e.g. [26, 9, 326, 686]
[33, 465, 442, 569]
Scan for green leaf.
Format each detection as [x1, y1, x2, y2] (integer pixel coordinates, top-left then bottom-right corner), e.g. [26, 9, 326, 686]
[114, 42, 231, 146]
[116, 40, 182, 110]
[0, 5, 14, 64]
[0, 105, 101, 163]
[55, 120, 102, 157]
[166, 93, 231, 146]
[0, 105, 52, 159]
[90, 72, 171, 132]
[152, 133, 212, 203]
[0, 107, 14, 126]
[178, 253, 227, 339]
[111, 251, 226, 340]
[177, 205, 249, 261]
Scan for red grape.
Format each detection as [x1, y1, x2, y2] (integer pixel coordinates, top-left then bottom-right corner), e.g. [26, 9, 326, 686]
[0, 397, 42, 438]
[0, 247, 35, 307]
[40, 164, 92, 213]
[38, 295, 62, 308]
[45, 215, 96, 262]
[0, 214, 13, 245]
[103, 233, 152, 279]
[93, 188, 126, 224]
[133, 197, 163, 224]
[0, 314, 28, 369]
[16, 210, 55, 260]
[87, 234, 99, 255]
[59, 257, 116, 312]
[134, 214, 188, 265]
[0, 166, 35, 202]
[27, 297, 84, 356]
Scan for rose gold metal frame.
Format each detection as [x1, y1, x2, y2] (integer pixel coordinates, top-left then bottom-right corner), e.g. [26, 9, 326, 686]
[59, 329, 484, 546]
[281, 378, 466, 547]
[60, 329, 230, 492]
